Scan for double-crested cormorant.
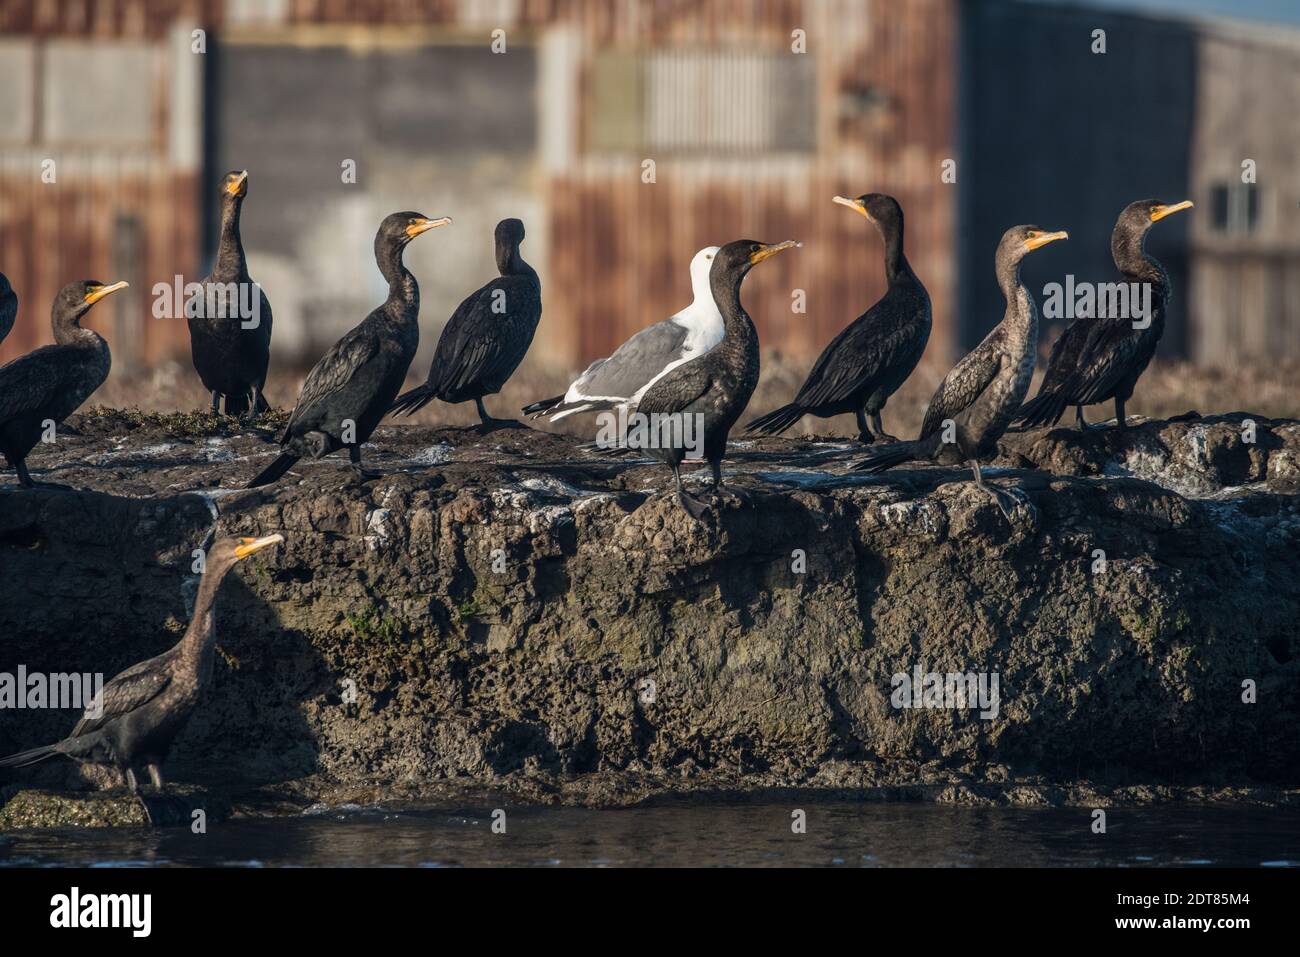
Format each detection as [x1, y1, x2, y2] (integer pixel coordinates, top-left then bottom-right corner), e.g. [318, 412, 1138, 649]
[852, 226, 1068, 518]
[0, 280, 127, 488]
[0, 535, 284, 795]
[391, 218, 541, 430]
[746, 194, 931, 442]
[246, 212, 450, 487]
[629, 238, 798, 518]
[187, 170, 274, 420]
[1016, 199, 1192, 431]
[522, 246, 723, 422]
[0, 271, 16, 348]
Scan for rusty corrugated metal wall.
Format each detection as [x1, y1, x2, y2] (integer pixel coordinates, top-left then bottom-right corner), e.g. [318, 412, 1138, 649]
[0, 0, 958, 373]
[541, 0, 958, 368]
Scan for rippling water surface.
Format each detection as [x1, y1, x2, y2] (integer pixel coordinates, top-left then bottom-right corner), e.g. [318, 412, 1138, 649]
[1, 803, 1296, 867]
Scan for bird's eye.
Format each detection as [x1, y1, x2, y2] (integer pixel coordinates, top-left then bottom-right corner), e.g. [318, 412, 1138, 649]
[750, 244, 760, 252]
[706, 254, 713, 260]
[1026, 231, 1038, 238]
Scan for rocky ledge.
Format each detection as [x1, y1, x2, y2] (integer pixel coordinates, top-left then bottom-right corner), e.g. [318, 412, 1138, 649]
[1, 408, 1297, 825]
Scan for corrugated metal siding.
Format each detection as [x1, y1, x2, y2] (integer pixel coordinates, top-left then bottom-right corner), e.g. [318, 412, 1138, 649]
[1, 0, 958, 374]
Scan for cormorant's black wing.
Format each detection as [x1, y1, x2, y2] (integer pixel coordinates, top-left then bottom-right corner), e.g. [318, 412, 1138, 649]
[0, 347, 75, 423]
[429, 276, 538, 395]
[919, 332, 1003, 438]
[282, 321, 381, 439]
[1064, 323, 1143, 407]
[635, 361, 714, 417]
[794, 303, 926, 408]
[71, 654, 174, 738]
[0, 275, 16, 343]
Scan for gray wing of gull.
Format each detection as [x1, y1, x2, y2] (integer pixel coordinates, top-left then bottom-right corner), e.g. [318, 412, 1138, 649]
[575, 319, 691, 400]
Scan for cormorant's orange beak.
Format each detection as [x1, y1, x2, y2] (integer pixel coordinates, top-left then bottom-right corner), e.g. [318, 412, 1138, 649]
[406, 217, 452, 239]
[234, 533, 285, 560]
[1023, 230, 1069, 251]
[749, 240, 800, 265]
[227, 170, 248, 196]
[1150, 200, 1193, 222]
[833, 195, 872, 221]
[84, 280, 129, 305]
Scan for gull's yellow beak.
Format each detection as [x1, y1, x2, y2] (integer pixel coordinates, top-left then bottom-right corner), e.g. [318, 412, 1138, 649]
[1150, 200, 1193, 222]
[833, 195, 872, 221]
[749, 239, 800, 265]
[227, 170, 249, 196]
[234, 533, 285, 560]
[1023, 230, 1069, 251]
[84, 280, 129, 305]
[406, 216, 452, 239]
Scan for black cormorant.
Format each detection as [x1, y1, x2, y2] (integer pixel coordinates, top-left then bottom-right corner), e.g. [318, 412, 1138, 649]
[187, 170, 274, 420]
[521, 246, 722, 422]
[746, 194, 930, 442]
[0, 535, 284, 794]
[627, 238, 798, 518]
[0, 280, 127, 488]
[1017, 199, 1192, 431]
[246, 212, 450, 487]
[852, 226, 1068, 518]
[391, 218, 541, 430]
[0, 271, 16, 348]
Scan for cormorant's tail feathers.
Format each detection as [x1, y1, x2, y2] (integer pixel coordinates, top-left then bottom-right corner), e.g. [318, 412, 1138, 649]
[745, 403, 805, 437]
[0, 743, 62, 769]
[850, 440, 919, 474]
[246, 452, 300, 488]
[390, 384, 437, 417]
[1016, 390, 1070, 429]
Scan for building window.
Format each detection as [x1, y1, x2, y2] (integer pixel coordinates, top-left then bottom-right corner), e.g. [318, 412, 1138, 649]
[1209, 182, 1259, 234]
[588, 50, 816, 154]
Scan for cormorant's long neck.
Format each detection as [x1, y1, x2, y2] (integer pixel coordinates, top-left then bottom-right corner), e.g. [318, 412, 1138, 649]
[377, 240, 418, 311]
[709, 269, 756, 352]
[215, 197, 247, 278]
[51, 307, 104, 349]
[995, 254, 1038, 355]
[497, 243, 538, 283]
[178, 562, 233, 668]
[1112, 228, 1168, 292]
[880, 221, 912, 286]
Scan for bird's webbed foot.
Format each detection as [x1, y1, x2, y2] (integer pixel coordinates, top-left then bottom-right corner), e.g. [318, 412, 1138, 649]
[477, 417, 528, 434]
[871, 432, 900, 444]
[348, 464, 381, 482]
[678, 491, 710, 521]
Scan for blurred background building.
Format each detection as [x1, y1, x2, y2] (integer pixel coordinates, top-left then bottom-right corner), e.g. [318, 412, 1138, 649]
[0, 0, 1296, 385]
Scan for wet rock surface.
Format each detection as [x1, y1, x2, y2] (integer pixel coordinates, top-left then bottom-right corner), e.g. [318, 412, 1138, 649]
[1, 408, 1297, 823]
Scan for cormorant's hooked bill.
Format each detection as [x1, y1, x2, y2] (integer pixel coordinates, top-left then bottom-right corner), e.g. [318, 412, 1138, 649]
[234, 533, 285, 559]
[84, 280, 129, 305]
[1022, 229, 1069, 250]
[224, 170, 248, 197]
[748, 240, 799, 264]
[1149, 199, 1193, 222]
[405, 216, 452, 239]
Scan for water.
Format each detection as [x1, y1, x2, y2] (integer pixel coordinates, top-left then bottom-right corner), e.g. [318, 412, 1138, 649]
[0, 802, 1296, 867]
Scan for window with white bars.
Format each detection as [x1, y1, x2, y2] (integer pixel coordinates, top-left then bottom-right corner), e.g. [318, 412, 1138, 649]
[588, 50, 817, 154]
